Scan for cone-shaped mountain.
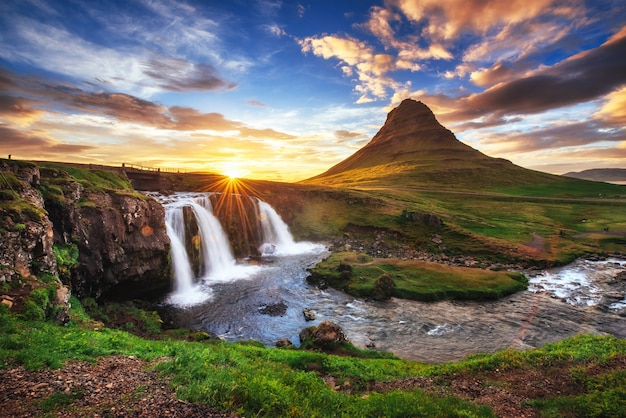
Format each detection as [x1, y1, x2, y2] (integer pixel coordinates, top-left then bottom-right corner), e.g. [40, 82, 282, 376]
[303, 99, 563, 190]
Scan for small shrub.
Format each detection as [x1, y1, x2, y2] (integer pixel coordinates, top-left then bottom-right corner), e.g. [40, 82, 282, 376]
[23, 300, 46, 321]
[372, 273, 395, 300]
[13, 223, 26, 232]
[53, 244, 79, 283]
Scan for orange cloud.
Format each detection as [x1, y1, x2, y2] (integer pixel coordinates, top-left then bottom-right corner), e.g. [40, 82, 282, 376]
[299, 34, 402, 103]
[392, 0, 569, 40]
[469, 63, 516, 87]
[595, 87, 626, 126]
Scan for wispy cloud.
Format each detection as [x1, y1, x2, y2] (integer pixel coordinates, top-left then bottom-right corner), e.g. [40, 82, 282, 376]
[299, 35, 403, 103]
[0, 3, 237, 97]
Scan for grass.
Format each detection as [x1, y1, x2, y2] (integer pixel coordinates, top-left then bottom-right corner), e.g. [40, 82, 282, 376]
[308, 252, 527, 301]
[271, 182, 626, 267]
[39, 162, 133, 191]
[1, 298, 624, 417]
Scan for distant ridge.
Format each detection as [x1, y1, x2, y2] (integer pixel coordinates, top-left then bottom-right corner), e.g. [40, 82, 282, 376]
[563, 168, 626, 183]
[302, 99, 566, 190]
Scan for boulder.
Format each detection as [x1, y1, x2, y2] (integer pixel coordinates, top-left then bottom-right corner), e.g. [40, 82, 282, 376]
[303, 308, 317, 321]
[67, 191, 170, 299]
[300, 320, 349, 346]
[275, 338, 293, 348]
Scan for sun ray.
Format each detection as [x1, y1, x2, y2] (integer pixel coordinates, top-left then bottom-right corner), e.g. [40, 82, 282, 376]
[199, 175, 263, 256]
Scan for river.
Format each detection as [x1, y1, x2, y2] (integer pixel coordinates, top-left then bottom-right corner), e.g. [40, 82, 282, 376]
[164, 249, 626, 363]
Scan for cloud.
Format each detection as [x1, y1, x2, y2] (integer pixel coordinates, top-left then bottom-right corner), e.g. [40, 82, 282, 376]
[391, 0, 570, 41]
[0, 14, 236, 96]
[263, 24, 287, 37]
[334, 129, 367, 143]
[0, 125, 95, 158]
[455, 30, 626, 119]
[482, 121, 624, 154]
[595, 86, 626, 126]
[0, 68, 294, 141]
[362, 5, 452, 63]
[299, 34, 404, 103]
[469, 63, 517, 87]
[247, 99, 268, 107]
[0, 95, 42, 122]
[142, 59, 237, 92]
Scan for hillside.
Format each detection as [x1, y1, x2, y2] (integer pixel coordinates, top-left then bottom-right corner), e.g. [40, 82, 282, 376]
[564, 168, 626, 183]
[302, 100, 599, 191]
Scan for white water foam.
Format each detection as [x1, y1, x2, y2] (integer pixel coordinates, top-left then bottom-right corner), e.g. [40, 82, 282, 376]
[426, 323, 454, 337]
[528, 258, 626, 307]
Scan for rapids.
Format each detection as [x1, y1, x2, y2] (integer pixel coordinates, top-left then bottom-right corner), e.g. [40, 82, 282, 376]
[154, 192, 626, 363]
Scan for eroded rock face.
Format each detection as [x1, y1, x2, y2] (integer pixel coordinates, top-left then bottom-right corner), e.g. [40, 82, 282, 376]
[0, 161, 71, 323]
[49, 189, 171, 299]
[0, 163, 57, 284]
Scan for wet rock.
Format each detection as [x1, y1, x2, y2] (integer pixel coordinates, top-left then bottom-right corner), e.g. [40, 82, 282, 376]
[372, 273, 395, 301]
[275, 338, 293, 348]
[303, 308, 317, 321]
[258, 301, 287, 316]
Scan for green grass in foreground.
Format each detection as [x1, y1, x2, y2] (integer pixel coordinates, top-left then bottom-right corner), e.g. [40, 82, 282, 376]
[1, 298, 625, 417]
[308, 252, 527, 301]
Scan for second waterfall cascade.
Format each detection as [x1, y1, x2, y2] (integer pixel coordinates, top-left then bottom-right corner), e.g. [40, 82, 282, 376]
[155, 192, 323, 306]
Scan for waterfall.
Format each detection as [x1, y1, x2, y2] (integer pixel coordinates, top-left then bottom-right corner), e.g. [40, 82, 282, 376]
[187, 200, 236, 277]
[164, 207, 194, 294]
[256, 199, 322, 256]
[160, 193, 247, 306]
[257, 200, 296, 255]
[152, 192, 323, 306]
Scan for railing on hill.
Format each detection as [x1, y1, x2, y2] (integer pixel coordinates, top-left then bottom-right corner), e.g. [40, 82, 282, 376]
[122, 163, 186, 173]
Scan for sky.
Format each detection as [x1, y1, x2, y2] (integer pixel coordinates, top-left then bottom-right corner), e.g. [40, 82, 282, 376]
[0, 0, 625, 182]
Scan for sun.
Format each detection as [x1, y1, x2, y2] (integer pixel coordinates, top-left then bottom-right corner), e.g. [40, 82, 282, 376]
[219, 163, 248, 180]
[224, 168, 243, 180]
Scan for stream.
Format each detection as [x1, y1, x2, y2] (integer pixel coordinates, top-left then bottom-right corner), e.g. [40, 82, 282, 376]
[165, 250, 626, 363]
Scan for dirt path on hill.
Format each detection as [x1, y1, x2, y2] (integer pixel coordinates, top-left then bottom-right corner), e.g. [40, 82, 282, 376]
[0, 356, 234, 417]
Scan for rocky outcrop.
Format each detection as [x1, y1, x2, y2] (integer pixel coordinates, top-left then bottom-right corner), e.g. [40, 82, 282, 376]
[43, 183, 171, 299]
[1, 160, 70, 323]
[401, 210, 443, 227]
[0, 161, 57, 283]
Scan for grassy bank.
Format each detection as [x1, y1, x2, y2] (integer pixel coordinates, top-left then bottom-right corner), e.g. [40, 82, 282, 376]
[1, 299, 624, 417]
[308, 252, 527, 301]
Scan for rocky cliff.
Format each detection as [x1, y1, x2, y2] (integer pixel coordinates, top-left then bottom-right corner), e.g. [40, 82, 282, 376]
[0, 160, 70, 322]
[0, 161, 57, 284]
[1, 160, 171, 304]
[39, 165, 171, 299]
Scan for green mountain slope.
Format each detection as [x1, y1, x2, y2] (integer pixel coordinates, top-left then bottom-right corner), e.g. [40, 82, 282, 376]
[302, 100, 618, 194]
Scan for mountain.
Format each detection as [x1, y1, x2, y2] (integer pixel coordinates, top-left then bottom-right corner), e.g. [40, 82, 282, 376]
[303, 99, 571, 190]
[563, 168, 626, 183]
